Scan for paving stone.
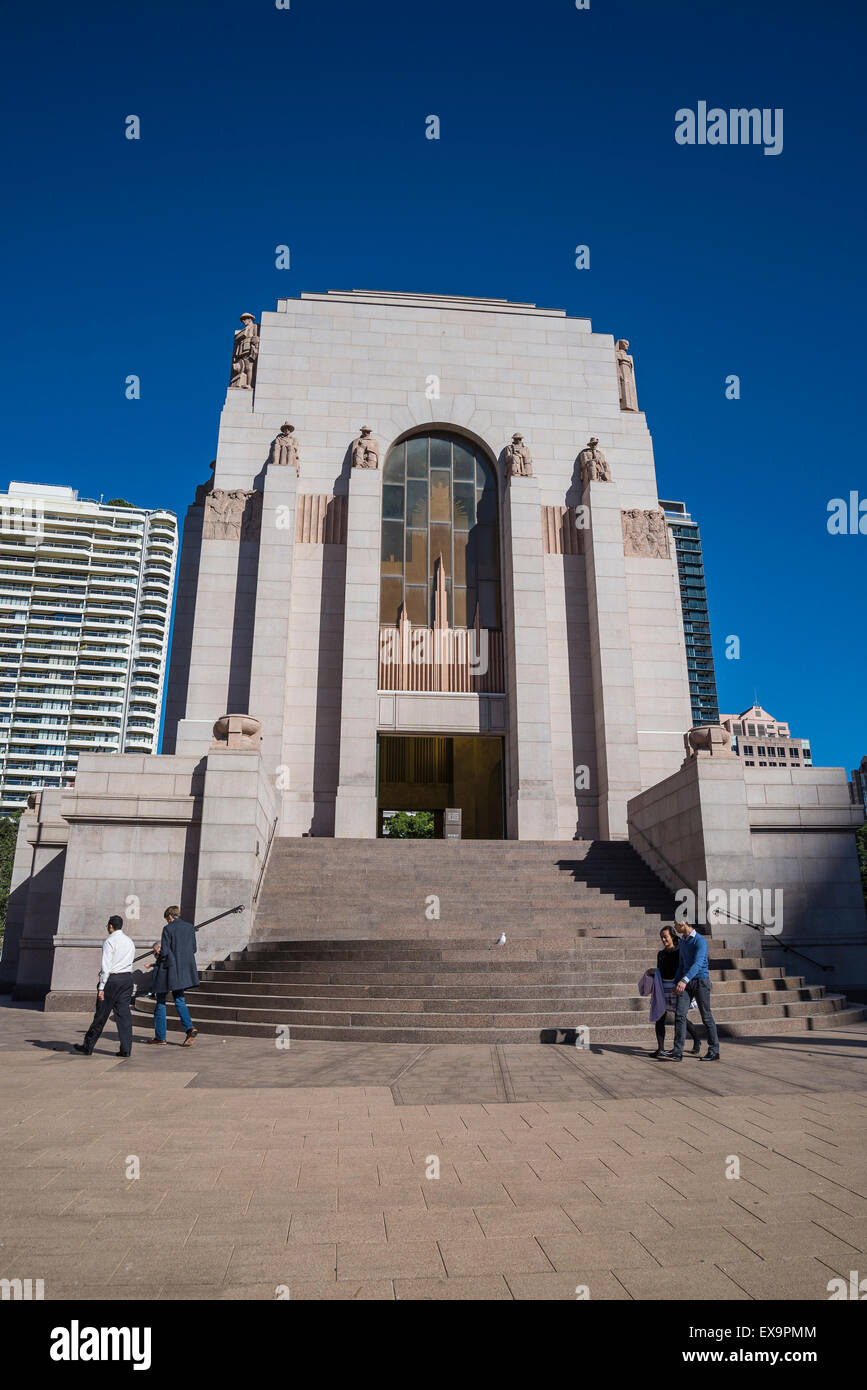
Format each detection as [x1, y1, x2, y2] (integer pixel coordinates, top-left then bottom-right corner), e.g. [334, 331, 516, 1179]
[538, 1231, 657, 1272]
[614, 1262, 753, 1299]
[395, 1275, 512, 1299]
[505, 1270, 634, 1300]
[337, 1240, 445, 1280]
[228, 1243, 337, 1282]
[728, 1219, 864, 1263]
[720, 1257, 853, 1300]
[438, 1236, 554, 1276]
[288, 1213, 387, 1244]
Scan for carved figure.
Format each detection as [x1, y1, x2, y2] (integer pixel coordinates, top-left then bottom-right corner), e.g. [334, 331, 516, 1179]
[578, 437, 612, 487]
[203, 488, 262, 542]
[615, 339, 639, 412]
[230, 313, 259, 389]
[505, 432, 533, 478]
[352, 426, 379, 470]
[269, 423, 299, 472]
[621, 508, 669, 559]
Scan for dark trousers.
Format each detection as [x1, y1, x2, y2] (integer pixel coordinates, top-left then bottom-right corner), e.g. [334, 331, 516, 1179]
[82, 973, 133, 1054]
[656, 1010, 699, 1049]
[673, 977, 719, 1056]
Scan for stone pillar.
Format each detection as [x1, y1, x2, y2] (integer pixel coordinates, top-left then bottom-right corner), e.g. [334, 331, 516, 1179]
[280, 509, 347, 838]
[14, 792, 68, 1000]
[176, 494, 260, 756]
[334, 470, 381, 837]
[248, 466, 297, 776]
[584, 478, 642, 838]
[504, 475, 558, 839]
[194, 742, 276, 962]
[0, 801, 38, 991]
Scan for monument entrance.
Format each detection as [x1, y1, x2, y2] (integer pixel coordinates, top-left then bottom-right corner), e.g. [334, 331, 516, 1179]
[376, 734, 504, 839]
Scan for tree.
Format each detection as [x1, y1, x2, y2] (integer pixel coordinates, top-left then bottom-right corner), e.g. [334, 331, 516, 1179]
[857, 823, 867, 912]
[0, 811, 23, 946]
[104, 498, 138, 509]
[382, 811, 434, 839]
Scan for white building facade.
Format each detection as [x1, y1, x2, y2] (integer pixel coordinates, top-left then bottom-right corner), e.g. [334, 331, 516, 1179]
[0, 483, 177, 811]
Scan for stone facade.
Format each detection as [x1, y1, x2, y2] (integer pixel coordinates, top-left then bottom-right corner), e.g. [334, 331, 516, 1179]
[163, 289, 692, 841]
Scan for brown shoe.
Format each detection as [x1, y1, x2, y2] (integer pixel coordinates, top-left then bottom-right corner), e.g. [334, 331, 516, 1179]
[146, 1038, 167, 1045]
[183, 1027, 198, 1046]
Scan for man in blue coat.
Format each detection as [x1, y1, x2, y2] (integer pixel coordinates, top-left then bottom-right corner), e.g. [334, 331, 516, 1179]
[661, 919, 721, 1062]
[147, 905, 199, 1046]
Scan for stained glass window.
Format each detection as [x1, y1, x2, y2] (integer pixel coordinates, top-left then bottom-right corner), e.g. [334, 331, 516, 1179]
[378, 433, 501, 628]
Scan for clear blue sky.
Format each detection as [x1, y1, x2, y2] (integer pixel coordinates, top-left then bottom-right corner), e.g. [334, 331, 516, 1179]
[2, 0, 864, 769]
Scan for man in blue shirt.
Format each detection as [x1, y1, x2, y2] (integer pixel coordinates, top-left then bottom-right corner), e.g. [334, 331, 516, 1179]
[661, 921, 721, 1061]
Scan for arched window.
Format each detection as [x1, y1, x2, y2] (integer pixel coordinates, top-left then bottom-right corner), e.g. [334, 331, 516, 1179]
[379, 432, 500, 628]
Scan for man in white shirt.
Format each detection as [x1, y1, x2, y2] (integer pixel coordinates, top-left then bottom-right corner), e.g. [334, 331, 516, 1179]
[74, 914, 136, 1057]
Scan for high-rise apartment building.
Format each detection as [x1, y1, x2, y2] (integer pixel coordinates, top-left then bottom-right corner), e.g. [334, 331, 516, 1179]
[660, 499, 719, 727]
[720, 704, 813, 769]
[0, 483, 177, 812]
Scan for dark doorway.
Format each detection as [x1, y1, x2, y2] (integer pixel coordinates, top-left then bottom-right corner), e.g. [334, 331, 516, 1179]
[377, 734, 504, 839]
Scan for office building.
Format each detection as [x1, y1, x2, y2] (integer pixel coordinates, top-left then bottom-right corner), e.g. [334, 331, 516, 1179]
[0, 482, 177, 811]
[660, 499, 719, 727]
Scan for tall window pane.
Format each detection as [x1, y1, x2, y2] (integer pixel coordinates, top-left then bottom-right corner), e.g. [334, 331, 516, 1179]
[379, 432, 500, 629]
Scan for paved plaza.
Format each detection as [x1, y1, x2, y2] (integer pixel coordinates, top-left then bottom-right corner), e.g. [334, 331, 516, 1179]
[1, 1003, 866, 1301]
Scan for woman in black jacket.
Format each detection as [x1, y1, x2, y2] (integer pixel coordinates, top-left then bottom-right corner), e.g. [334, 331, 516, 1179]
[652, 925, 701, 1058]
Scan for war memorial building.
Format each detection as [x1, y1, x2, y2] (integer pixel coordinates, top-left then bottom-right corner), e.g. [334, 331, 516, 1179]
[3, 290, 865, 1028]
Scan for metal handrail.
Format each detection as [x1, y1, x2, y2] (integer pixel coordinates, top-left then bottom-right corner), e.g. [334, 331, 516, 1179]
[131, 904, 246, 959]
[628, 823, 832, 972]
[253, 816, 280, 905]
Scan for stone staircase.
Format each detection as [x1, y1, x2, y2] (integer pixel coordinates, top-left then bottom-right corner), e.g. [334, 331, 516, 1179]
[134, 839, 866, 1044]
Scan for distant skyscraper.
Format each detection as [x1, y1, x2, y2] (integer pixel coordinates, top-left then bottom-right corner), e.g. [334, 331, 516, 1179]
[0, 483, 177, 813]
[659, 499, 719, 727]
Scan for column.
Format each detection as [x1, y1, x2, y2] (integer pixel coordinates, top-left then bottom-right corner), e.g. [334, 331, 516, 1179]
[248, 465, 297, 776]
[505, 474, 558, 839]
[584, 478, 642, 838]
[334, 470, 381, 837]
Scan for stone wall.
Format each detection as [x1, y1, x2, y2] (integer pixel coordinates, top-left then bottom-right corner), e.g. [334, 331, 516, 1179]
[627, 757, 867, 991]
[8, 743, 280, 1011]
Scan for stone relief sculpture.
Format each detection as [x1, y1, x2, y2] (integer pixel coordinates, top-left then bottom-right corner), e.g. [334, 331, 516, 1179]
[504, 432, 533, 478]
[621, 507, 669, 559]
[268, 422, 299, 472]
[230, 313, 259, 389]
[578, 437, 612, 487]
[203, 488, 262, 542]
[615, 339, 639, 412]
[351, 426, 379, 470]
